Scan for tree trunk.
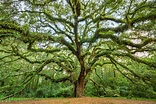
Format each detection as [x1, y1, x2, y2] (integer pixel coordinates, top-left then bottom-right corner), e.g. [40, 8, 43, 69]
[73, 58, 87, 97]
[74, 73, 86, 97]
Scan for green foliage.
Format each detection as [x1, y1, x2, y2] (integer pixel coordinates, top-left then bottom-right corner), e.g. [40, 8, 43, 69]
[85, 82, 99, 96]
[35, 88, 45, 98]
[129, 83, 156, 99]
[85, 62, 156, 99]
[17, 81, 73, 98]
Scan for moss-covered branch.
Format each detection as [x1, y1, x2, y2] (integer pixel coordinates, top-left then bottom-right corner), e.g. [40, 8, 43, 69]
[93, 15, 125, 24]
[61, 38, 76, 54]
[116, 53, 156, 68]
[109, 58, 135, 84]
[0, 22, 29, 36]
[108, 55, 152, 83]
[132, 12, 156, 24]
[81, 30, 156, 50]
[38, 73, 71, 83]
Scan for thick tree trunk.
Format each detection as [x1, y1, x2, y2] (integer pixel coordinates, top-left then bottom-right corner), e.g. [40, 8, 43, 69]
[75, 74, 85, 97]
[74, 53, 87, 97]
[73, 58, 86, 97]
[73, 74, 86, 97]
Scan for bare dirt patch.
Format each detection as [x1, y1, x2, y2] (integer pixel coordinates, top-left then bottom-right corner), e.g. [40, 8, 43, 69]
[1, 97, 156, 104]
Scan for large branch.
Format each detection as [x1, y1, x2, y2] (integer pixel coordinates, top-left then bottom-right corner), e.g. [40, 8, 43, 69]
[0, 58, 21, 66]
[93, 15, 125, 24]
[38, 73, 71, 83]
[11, 46, 46, 64]
[78, 1, 106, 22]
[50, 22, 75, 44]
[116, 53, 156, 68]
[108, 55, 141, 78]
[0, 30, 19, 38]
[109, 58, 135, 84]
[108, 55, 151, 83]
[81, 30, 156, 49]
[27, 32, 76, 54]
[0, 22, 32, 43]
[129, 1, 156, 18]
[1, 87, 25, 100]
[99, 34, 156, 49]
[61, 38, 76, 54]
[27, 41, 61, 53]
[132, 12, 156, 24]
[91, 47, 156, 68]
[0, 22, 29, 36]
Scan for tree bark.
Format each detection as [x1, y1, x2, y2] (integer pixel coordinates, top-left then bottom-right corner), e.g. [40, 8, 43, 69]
[74, 72, 86, 97]
[76, 74, 85, 97]
[74, 49, 88, 97]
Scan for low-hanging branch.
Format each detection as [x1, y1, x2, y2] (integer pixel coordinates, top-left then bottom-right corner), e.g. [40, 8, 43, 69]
[38, 73, 71, 83]
[1, 88, 25, 100]
[11, 47, 46, 64]
[114, 53, 156, 68]
[108, 55, 152, 84]
[90, 47, 156, 69]
[27, 42, 61, 53]
[108, 55, 141, 78]
[109, 58, 135, 84]
[0, 72, 35, 100]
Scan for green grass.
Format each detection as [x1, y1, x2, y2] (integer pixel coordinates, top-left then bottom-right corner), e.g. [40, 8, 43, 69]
[0, 97, 33, 102]
[7, 97, 33, 101]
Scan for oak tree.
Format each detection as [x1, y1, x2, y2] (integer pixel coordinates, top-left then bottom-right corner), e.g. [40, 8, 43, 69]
[0, 0, 156, 97]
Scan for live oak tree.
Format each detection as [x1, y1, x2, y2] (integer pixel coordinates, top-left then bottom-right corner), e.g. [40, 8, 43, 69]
[0, 0, 156, 97]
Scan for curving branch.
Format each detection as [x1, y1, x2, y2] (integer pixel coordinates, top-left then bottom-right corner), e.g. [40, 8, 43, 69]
[93, 16, 125, 24]
[0, 22, 29, 37]
[108, 55, 152, 84]
[81, 30, 156, 50]
[61, 38, 76, 54]
[115, 53, 156, 68]
[132, 12, 156, 24]
[38, 73, 71, 83]
[109, 57, 135, 84]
